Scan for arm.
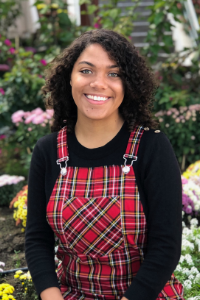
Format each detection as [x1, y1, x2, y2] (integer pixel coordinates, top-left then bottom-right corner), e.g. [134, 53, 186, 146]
[123, 132, 182, 300]
[25, 141, 60, 297]
[41, 287, 64, 300]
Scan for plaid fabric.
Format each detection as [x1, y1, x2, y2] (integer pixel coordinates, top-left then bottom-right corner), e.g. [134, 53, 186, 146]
[47, 125, 184, 300]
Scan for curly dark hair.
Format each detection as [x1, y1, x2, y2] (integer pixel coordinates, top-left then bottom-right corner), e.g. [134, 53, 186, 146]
[42, 29, 158, 132]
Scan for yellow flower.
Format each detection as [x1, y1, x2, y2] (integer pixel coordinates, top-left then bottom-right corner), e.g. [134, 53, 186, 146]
[51, 3, 59, 9]
[57, 8, 63, 14]
[21, 228, 25, 232]
[15, 270, 23, 275]
[14, 274, 19, 278]
[37, 4, 47, 10]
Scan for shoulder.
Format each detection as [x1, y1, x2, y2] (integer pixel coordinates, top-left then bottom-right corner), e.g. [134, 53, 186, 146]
[33, 132, 58, 161]
[136, 127, 179, 175]
[140, 127, 173, 155]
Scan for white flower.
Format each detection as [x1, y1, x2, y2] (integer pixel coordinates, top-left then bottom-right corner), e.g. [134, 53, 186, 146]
[179, 255, 185, 263]
[190, 266, 199, 275]
[182, 239, 194, 251]
[185, 254, 194, 266]
[182, 268, 190, 275]
[188, 274, 194, 280]
[182, 221, 186, 227]
[195, 273, 200, 284]
[175, 265, 182, 272]
[183, 279, 192, 289]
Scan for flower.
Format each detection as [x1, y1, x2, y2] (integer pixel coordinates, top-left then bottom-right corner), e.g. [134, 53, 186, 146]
[37, 4, 47, 10]
[0, 175, 25, 187]
[4, 39, 12, 46]
[0, 87, 5, 95]
[40, 59, 47, 66]
[24, 47, 36, 53]
[32, 114, 45, 125]
[0, 64, 9, 71]
[183, 279, 192, 290]
[94, 23, 100, 28]
[11, 110, 25, 124]
[9, 48, 15, 54]
[51, 3, 59, 9]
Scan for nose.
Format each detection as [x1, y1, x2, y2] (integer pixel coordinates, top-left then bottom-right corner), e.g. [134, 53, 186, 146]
[90, 74, 108, 89]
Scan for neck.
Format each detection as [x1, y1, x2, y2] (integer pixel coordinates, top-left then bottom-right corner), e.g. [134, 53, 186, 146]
[75, 114, 124, 149]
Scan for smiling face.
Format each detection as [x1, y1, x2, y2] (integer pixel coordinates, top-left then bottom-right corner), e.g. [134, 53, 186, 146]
[70, 43, 124, 125]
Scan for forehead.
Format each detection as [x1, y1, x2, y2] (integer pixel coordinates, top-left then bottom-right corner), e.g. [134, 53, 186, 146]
[75, 44, 117, 66]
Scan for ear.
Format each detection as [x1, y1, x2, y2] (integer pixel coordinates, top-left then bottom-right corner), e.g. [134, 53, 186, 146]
[70, 79, 72, 86]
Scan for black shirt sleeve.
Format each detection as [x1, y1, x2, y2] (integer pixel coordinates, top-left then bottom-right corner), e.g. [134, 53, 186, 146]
[124, 132, 182, 300]
[25, 140, 59, 296]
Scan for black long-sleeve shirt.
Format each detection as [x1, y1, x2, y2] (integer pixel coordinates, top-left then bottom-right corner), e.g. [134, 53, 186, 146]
[25, 122, 182, 300]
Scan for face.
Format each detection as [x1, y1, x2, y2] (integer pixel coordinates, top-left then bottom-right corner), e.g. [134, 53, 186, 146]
[70, 43, 124, 123]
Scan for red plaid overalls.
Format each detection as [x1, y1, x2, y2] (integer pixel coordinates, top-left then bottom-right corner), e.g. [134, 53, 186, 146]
[47, 125, 184, 300]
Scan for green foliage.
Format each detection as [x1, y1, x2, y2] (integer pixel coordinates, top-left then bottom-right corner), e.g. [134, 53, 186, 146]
[0, 50, 47, 127]
[156, 105, 200, 171]
[0, 35, 16, 67]
[33, 1, 77, 49]
[143, 0, 186, 64]
[0, 181, 25, 207]
[79, 0, 140, 38]
[0, 0, 26, 36]
[3, 120, 51, 174]
[174, 221, 200, 299]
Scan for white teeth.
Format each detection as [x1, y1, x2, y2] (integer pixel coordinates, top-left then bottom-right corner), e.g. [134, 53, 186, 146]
[86, 95, 109, 101]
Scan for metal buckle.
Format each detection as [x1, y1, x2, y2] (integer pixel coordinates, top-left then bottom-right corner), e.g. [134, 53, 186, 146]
[122, 154, 137, 174]
[56, 156, 69, 176]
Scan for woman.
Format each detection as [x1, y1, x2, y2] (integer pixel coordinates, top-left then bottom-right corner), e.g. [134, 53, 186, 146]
[25, 29, 184, 300]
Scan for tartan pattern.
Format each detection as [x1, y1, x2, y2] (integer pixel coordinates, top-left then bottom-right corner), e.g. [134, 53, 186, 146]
[46, 125, 184, 300]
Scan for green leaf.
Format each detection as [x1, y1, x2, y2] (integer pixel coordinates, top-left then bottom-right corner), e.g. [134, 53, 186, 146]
[109, 8, 120, 20]
[154, 1, 166, 9]
[154, 12, 165, 25]
[87, 5, 98, 15]
[58, 12, 72, 27]
[79, 0, 91, 5]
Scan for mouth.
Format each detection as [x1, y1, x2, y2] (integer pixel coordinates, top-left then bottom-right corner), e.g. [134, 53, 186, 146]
[84, 94, 111, 102]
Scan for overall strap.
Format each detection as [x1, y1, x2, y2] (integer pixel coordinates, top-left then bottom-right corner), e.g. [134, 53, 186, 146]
[56, 126, 69, 175]
[122, 125, 144, 174]
[125, 125, 144, 157]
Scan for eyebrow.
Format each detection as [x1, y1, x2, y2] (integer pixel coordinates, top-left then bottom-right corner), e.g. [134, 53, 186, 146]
[78, 61, 119, 68]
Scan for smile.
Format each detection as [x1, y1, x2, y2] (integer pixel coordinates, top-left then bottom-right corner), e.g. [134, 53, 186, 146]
[85, 94, 110, 101]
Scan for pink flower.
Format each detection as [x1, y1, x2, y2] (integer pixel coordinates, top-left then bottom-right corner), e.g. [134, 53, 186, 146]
[94, 23, 100, 29]
[0, 65, 9, 71]
[28, 127, 32, 132]
[32, 114, 45, 124]
[0, 88, 5, 95]
[0, 135, 5, 140]
[46, 109, 54, 118]
[166, 111, 172, 116]
[11, 110, 25, 123]
[4, 39, 12, 46]
[24, 47, 36, 53]
[24, 114, 37, 124]
[40, 59, 47, 66]
[9, 48, 15, 54]
[23, 111, 31, 118]
[38, 75, 43, 78]
[32, 108, 44, 115]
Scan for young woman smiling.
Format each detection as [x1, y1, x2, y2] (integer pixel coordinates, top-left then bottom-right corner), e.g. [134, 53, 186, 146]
[25, 29, 184, 300]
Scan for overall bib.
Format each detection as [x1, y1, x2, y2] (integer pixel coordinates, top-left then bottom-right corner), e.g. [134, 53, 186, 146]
[47, 125, 184, 300]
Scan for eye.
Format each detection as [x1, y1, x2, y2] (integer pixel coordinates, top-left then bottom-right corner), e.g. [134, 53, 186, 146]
[108, 73, 119, 77]
[80, 69, 92, 74]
